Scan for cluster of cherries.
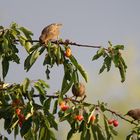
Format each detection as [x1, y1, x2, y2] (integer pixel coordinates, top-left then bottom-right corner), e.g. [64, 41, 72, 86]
[108, 119, 119, 127]
[59, 101, 96, 123]
[15, 108, 25, 127]
[12, 99, 25, 127]
[59, 101, 119, 127]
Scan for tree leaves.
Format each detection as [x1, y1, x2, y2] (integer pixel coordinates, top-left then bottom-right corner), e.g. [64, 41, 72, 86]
[2, 57, 9, 79]
[24, 50, 40, 71]
[0, 23, 129, 140]
[70, 55, 88, 82]
[0, 23, 34, 79]
[92, 42, 127, 82]
[19, 27, 33, 40]
[92, 47, 105, 60]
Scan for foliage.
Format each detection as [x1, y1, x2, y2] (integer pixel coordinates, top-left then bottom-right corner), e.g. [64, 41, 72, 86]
[0, 23, 137, 140]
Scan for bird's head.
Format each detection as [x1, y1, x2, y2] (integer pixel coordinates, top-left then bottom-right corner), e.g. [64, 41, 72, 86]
[125, 110, 135, 117]
[56, 23, 62, 26]
[55, 23, 62, 28]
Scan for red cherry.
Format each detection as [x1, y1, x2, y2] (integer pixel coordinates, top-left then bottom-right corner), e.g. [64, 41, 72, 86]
[75, 115, 84, 121]
[19, 121, 22, 127]
[90, 115, 96, 122]
[108, 119, 114, 125]
[61, 105, 69, 111]
[12, 99, 21, 107]
[113, 120, 119, 127]
[18, 114, 25, 121]
[65, 48, 72, 57]
[15, 108, 21, 115]
[59, 101, 66, 107]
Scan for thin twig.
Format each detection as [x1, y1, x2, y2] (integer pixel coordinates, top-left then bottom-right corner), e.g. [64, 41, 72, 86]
[14, 39, 107, 50]
[33, 94, 58, 98]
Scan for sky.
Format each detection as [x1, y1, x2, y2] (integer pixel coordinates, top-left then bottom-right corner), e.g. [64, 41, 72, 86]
[1, 0, 140, 139]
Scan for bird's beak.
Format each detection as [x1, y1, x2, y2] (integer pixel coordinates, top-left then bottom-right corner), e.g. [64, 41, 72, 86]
[124, 113, 128, 116]
[57, 24, 62, 27]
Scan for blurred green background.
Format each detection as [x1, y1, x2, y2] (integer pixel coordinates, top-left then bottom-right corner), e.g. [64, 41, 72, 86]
[1, 0, 140, 139]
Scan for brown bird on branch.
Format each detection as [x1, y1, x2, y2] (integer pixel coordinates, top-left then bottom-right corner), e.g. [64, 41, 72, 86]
[125, 108, 140, 120]
[72, 82, 86, 98]
[39, 23, 62, 44]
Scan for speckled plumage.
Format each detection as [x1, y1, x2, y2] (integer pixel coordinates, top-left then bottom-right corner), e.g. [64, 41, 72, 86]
[39, 23, 62, 44]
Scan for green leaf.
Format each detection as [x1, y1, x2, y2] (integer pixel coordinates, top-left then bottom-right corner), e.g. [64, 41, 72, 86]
[34, 82, 46, 96]
[80, 126, 87, 140]
[10, 22, 18, 29]
[73, 70, 79, 84]
[99, 56, 112, 74]
[24, 50, 40, 71]
[48, 128, 56, 140]
[0, 26, 4, 30]
[8, 117, 19, 133]
[3, 37, 9, 48]
[25, 42, 32, 53]
[85, 129, 91, 140]
[95, 124, 106, 140]
[91, 125, 98, 140]
[19, 27, 33, 40]
[79, 121, 86, 132]
[38, 79, 50, 89]
[56, 46, 61, 65]
[126, 134, 132, 140]
[22, 78, 30, 93]
[70, 55, 88, 82]
[20, 118, 32, 137]
[104, 117, 112, 139]
[39, 95, 46, 105]
[39, 46, 45, 55]
[14, 125, 19, 140]
[104, 56, 112, 72]
[67, 129, 75, 140]
[46, 111, 58, 130]
[118, 60, 126, 82]
[120, 56, 127, 69]
[99, 64, 106, 74]
[29, 43, 41, 52]
[52, 100, 58, 114]
[18, 35, 26, 46]
[77, 64, 88, 82]
[92, 47, 105, 60]
[24, 53, 32, 71]
[113, 45, 124, 50]
[4, 117, 12, 132]
[43, 116, 50, 128]
[2, 57, 9, 79]
[30, 50, 40, 67]
[11, 53, 20, 64]
[24, 129, 35, 140]
[39, 126, 46, 140]
[43, 98, 52, 112]
[61, 73, 73, 95]
[113, 54, 120, 67]
[109, 126, 118, 136]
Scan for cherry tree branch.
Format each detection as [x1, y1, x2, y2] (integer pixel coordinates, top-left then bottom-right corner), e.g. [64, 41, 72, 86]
[32, 93, 137, 125]
[15, 39, 107, 50]
[105, 108, 138, 125]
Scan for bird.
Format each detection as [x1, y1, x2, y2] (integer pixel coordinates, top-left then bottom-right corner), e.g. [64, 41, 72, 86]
[72, 82, 85, 98]
[39, 23, 62, 45]
[125, 108, 140, 120]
